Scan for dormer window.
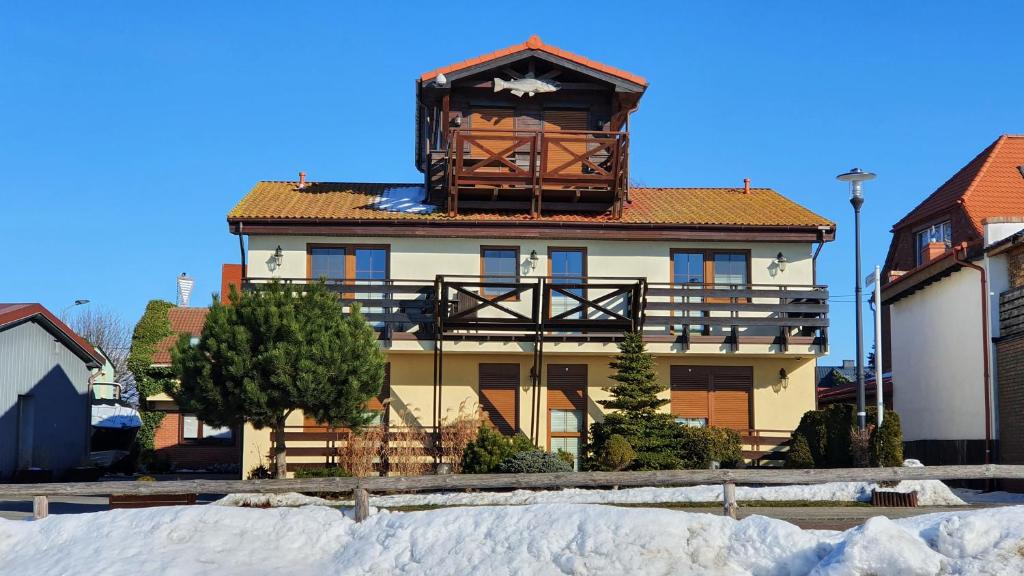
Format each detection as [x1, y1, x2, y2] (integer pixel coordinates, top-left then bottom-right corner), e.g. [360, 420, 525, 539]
[915, 221, 951, 265]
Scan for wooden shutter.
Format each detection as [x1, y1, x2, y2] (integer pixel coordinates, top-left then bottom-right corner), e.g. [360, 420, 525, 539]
[479, 363, 519, 435]
[543, 109, 589, 175]
[547, 364, 587, 411]
[468, 107, 515, 162]
[710, 366, 752, 431]
[670, 365, 710, 421]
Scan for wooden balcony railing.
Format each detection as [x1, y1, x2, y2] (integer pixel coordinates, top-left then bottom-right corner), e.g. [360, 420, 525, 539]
[444, 128, 629, 217]
[241, 277, 828, 351]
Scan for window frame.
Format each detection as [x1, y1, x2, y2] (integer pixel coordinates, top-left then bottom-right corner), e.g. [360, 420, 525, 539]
[547, 247, 588, 320]
[479, 245, 521, 300]
[179, 413, 235, 446]
[669, 249, 752, 333]
[306, 243, 391, 282]
[913, 220, 952, 266]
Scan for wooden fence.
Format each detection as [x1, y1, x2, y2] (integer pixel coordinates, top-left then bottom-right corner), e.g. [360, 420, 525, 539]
[3, 464, 1022, 522]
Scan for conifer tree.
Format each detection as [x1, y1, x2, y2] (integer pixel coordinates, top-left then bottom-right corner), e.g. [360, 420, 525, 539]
[171, 281, 385, 478]
[587, 331, 683, 470]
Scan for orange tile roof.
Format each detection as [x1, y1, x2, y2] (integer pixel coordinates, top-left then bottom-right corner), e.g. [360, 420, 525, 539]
[152, 307, 209, 365]
[894, 135, 1024, 233]
[227, 182, 832, 228]
[420, 35, 648, 88]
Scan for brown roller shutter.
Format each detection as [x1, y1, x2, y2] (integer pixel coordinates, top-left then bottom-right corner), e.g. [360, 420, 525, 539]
[710, 366, 752, 431]
[479, 363, 520, 435]
[670, 366, 711, 422]
[543, 109, 589, 175]
[547, 364, 587, 411]
[366, 363, 390, 412]
[670, 365, 752, 431]
[468, 107, 515, 162]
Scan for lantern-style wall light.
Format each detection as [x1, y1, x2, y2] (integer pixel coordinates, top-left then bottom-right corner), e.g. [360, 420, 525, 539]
[775, 252, 788, 272]
[272, 245, 284, 268]
[529, 249, 539, 271]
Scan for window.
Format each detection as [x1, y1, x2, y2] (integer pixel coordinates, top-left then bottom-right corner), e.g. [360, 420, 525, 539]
[481, 247, 519, 298]
[548, 364, 586, 471]
[549, 248, 586, 320]
[713, 253, 748, 287]
[182, 414, 233, 444]
[309, 247, 345, 280]
[670, 366, 752, 431]
[915, 221, 952, 265]
[479, 363, 519, 435]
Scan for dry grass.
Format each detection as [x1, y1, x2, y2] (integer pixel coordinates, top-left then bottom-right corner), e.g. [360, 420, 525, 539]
[342, 427, 385, 477]
[437, 402, 483, 474]
[385, 426, 433, 477]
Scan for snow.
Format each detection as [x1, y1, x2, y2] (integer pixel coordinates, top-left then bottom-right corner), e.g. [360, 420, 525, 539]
[1, 503, 1022, 575]
[214, 492, 337, 508]
[372, 185, 435, 214]
[91, 402, 142, 429]
[364, 478, 965, 508]
[953, 488, 1024, 504]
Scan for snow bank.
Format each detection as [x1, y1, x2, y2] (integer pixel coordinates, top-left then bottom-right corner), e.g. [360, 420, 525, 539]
[2, 504, 1021, 575]
[367, 478, 965, 508]
[214, 492, 336, 508]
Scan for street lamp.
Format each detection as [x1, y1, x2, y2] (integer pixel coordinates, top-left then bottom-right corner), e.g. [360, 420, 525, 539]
[61, 299, 91, 320]
[837, 167, 876, 431]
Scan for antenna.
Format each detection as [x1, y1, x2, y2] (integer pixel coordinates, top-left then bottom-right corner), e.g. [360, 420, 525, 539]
[176, 273, 195, 307]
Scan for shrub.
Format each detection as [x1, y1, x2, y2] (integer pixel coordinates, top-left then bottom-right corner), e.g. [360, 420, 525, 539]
[247, 464, 272, 480]
[595, 434, 635, 471]
[587, 332, 682, 470]
[462, 427, 538, 474]
[341, 427, 384, 478]
[437, 402, 482, 473]
[676, 426, 743, 469]
[294, 466, 352, 478]
[794, 410, 827, 465]
[850, 426, 872, 467]
[785, 432, 815, 469]
[555, 449, 577, 468]
[385, 425, 432, 477]
[871, 410, 904, 467]
[823, 404, 855, 467]
[497, 451, 573, 474]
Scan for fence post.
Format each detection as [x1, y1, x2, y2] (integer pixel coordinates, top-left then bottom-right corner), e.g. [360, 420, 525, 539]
[722, 482, 737, 519]
[33, 496, 48, 520]
[353, 486, 370, 522]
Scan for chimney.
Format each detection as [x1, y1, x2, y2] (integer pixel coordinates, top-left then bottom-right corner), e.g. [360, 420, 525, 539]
[298, 171, 307, 189]
[176, 273, 195, 307]
[920, 241, 949, 264]
[743, 178, 750, 194]
[842, 359, 855, 370]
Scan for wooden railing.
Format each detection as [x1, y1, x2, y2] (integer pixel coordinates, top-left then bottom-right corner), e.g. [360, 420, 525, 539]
[242, 277, 827, 350]
[6, 465, 1023, 522]
[445, 128, 628, 216]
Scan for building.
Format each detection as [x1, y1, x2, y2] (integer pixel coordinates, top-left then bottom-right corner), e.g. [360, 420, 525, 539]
[881, 134, 1024, 466]
[0, 303, 105, 480]
[227, 37, 835, 475]
[146, 306, 241, 472]
[988, 228, 1024, 488]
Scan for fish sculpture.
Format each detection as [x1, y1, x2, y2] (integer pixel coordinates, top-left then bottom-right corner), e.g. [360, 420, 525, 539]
[493, 76, 560, 97]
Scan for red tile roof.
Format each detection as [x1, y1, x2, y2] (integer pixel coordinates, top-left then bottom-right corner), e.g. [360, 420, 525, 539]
[152, 307, 209, 365]
[420, 35, 648, 87]
[0, 303, 104, 366]
[893, 135, 1024, 234]
[227, 182, 832, 228]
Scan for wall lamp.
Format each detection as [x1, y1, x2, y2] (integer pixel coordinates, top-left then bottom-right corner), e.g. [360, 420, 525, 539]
[773, 368, 790, 393]
[775, 252, 788, 272]
[272, 245, 284, 268]
[529, 249, 539, 271]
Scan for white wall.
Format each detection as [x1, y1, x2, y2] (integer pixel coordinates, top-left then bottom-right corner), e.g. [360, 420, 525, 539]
[247, 235, 815, 287]
[890, 268, 987, 441]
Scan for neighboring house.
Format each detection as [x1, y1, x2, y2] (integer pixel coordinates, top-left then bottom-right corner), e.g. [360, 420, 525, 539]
[227, 36, 836, 475]
[814, 359, 884, 408]
[881, 134, 1024, 466]
[988, 229, 1024, 488]
[146, 306, 241, 472]
[0, 303, 104, 480]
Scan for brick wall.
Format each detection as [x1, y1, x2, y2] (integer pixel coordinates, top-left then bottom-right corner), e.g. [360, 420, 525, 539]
[1007, 245, 1024, 289]
[153, 411, 240, 471]
[997, 333, 1024, 490]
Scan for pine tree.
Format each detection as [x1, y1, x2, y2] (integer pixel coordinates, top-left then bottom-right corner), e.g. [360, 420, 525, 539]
[171, 281, 385, 478]
[587, 331, 683, 470]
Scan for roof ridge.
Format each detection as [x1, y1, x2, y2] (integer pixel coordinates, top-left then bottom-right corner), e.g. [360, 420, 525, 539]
[960, 135, 1009, 232]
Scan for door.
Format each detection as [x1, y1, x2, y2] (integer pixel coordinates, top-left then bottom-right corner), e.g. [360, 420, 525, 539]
[479, 364, 520, 435]
[17, 395, 34, 469]
[670, 366, 752, 430]
[547, 364, 586, 470]
[549, 248, 586, 321]
[543, 109, 589, 176]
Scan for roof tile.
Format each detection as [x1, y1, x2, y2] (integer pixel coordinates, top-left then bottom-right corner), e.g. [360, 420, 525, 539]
[227, 182, 832, 228]
[152, 307, 209, 365]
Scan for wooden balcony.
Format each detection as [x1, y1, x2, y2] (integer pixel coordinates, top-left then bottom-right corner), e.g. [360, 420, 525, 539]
[441, 128, 629, 218]
[241, 277, 828, 351]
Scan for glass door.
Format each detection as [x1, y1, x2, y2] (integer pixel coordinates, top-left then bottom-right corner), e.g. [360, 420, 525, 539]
[549, 249, 585, 321]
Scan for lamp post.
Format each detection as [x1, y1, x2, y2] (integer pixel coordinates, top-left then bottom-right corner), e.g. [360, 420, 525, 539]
[837, 167, 876, 431]
[60, 299, 91, 321]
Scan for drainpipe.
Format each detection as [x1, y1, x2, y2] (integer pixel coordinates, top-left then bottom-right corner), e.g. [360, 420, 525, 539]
[237, 222, 247, 279]
[953, 241, 992, 466]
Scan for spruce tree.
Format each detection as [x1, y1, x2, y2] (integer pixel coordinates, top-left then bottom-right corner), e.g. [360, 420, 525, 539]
[171, 281, 385, 478]
[587, 331, 683, 470]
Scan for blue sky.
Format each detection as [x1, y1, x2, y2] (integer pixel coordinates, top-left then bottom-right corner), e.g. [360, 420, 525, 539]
[2, 1, 1022, 363]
